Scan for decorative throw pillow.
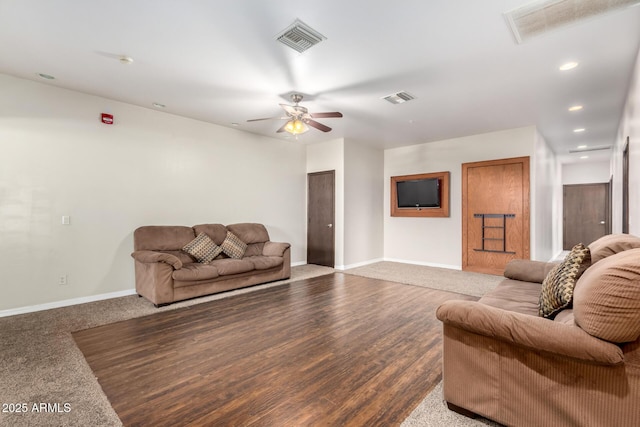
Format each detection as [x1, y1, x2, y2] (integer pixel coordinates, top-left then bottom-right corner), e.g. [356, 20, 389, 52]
[182, 233, 223, 263]
[220, 231, 248, 259]
[538, 243, 591, 319]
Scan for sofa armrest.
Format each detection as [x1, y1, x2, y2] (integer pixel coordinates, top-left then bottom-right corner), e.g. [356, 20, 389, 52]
[131, 250, 183, 270]
[503, 259, 558, 283]
[263, 241, 290, 257]
[436, 300, 623, 365]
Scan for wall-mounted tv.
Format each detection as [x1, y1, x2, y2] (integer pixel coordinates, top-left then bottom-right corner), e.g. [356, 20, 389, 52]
[390, 171, 450, 217]
[396, 178, 440, 208]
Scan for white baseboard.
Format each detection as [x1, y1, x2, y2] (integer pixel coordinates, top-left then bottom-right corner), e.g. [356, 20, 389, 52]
[0, 289, 138, 318]
[1, 259, 462, 317]
[336, 258, 384, 271]
[383, 257, 462, 271]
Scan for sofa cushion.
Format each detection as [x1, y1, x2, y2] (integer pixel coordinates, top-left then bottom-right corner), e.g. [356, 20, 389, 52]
[573, 248, 640, 343]
[220, 231, 248, 259]
[134, 226, 196, 251]
[227, 223, 270, 244]
[479, 279, 542, 316]
[245, 256, 284, 270]
[504, 259, 558, 284]
[192, 224, 228, 246]
[172, 263, 220, 283]
[588, 233, 640, 264]
[209, 258, 254, 276]
[244, 243, 265, 257]
[182, 233, 223, 263]
[538, 243, 591, 319]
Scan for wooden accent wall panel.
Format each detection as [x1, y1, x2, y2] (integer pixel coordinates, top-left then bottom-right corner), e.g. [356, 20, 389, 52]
[462, 157, 530, 275]
[390, 171, 450, 217]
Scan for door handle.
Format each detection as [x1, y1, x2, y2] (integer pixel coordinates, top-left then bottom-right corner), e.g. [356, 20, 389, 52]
[327, 224, 333, 228]
[600, 221, 606, 225]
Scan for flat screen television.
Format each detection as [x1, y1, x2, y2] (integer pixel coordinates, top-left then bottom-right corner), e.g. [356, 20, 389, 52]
[396, 178, 440, 208]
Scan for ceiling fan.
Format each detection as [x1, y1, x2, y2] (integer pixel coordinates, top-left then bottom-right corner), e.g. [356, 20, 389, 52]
[247, 94, 343, 135]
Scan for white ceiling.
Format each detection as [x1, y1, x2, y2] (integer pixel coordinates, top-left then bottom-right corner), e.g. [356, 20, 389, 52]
[1, 1, 639, 161]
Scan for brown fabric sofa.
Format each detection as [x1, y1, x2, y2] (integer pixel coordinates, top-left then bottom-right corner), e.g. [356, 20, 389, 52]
[436, 234, 640, 426]
[131, 223, 290, 306]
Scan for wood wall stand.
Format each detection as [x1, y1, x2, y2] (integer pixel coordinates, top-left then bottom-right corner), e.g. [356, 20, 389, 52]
[390, 171, 450, 217]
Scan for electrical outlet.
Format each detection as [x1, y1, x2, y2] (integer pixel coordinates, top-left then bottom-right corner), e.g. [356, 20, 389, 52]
[58, 275, 68, 286]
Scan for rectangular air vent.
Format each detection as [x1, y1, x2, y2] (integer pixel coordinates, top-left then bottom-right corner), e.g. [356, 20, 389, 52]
[276, 19, 326, 53]
[504, 0, 640, 44]
[382, 91, 416, 105]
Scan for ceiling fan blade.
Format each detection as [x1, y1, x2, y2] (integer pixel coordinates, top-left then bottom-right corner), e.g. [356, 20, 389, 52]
[306, 119, 332, 132]
[279, 104, 298, 115]
[310, 112, 343, 118]
[247, 117, 287, 122]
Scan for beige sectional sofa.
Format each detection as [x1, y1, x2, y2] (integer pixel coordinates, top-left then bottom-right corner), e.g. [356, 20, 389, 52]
[437, 234, 640, 426]
[131, 223, 290, 306]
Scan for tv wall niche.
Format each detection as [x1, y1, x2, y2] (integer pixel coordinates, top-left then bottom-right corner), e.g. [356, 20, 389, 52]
[390, 171, 450, 217]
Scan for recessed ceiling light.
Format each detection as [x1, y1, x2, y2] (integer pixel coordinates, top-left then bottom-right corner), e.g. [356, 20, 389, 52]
[568, 105, 583, 112]
[577, 144, 588, 149]
[119, 56, 134, 65]
[580, 155, 589, 159]
[231, 123, 240, 127]
[37, 73, 55, 80]
[152, 102, 165, 108]
[573, 128, 586, 133]
[559, 61, 579, 71]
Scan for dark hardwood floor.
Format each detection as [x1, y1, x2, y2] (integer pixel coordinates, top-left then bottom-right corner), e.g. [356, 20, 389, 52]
[73, 273, 476, 427]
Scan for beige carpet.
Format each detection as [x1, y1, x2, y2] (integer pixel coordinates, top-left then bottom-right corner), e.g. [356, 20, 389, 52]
[0, 262, 502, 427]
[345, 261, 503, 297]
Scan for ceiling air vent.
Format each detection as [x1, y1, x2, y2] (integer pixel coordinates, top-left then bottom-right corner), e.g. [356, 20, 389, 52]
[504, 0, 640, 44]
[382, 91, 416, 105]
[276, 19, 326, 53]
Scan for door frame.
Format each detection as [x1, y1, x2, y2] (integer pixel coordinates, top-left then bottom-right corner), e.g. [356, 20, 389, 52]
[623, 137, 630, 234]
[462, 156, 530, 273]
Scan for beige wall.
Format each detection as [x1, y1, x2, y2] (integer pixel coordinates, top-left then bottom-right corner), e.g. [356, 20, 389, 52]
[0, 71, 572, 314]
[383, 126, 556, 268]
[306, 138, 385, 269]
[306, 138, 345, 267]
[562, 161, 611, 185]
[532, 129, 561, 261]
[612, 46, 640, 234]
[344, 139, 384, 268]
[0, 74, 307, 313]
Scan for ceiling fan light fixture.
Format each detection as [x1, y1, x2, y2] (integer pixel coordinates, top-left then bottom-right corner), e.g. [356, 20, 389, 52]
[284, 119, 307, 135]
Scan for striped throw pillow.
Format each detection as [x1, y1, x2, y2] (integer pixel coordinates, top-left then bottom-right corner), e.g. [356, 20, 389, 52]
[539, 243, 591, 319]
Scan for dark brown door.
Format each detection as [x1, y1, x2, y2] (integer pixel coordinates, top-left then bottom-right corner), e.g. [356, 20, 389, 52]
[307, 171, 335, 267]
[563, 183, 610, 250]
[462, 157, 530, 275]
